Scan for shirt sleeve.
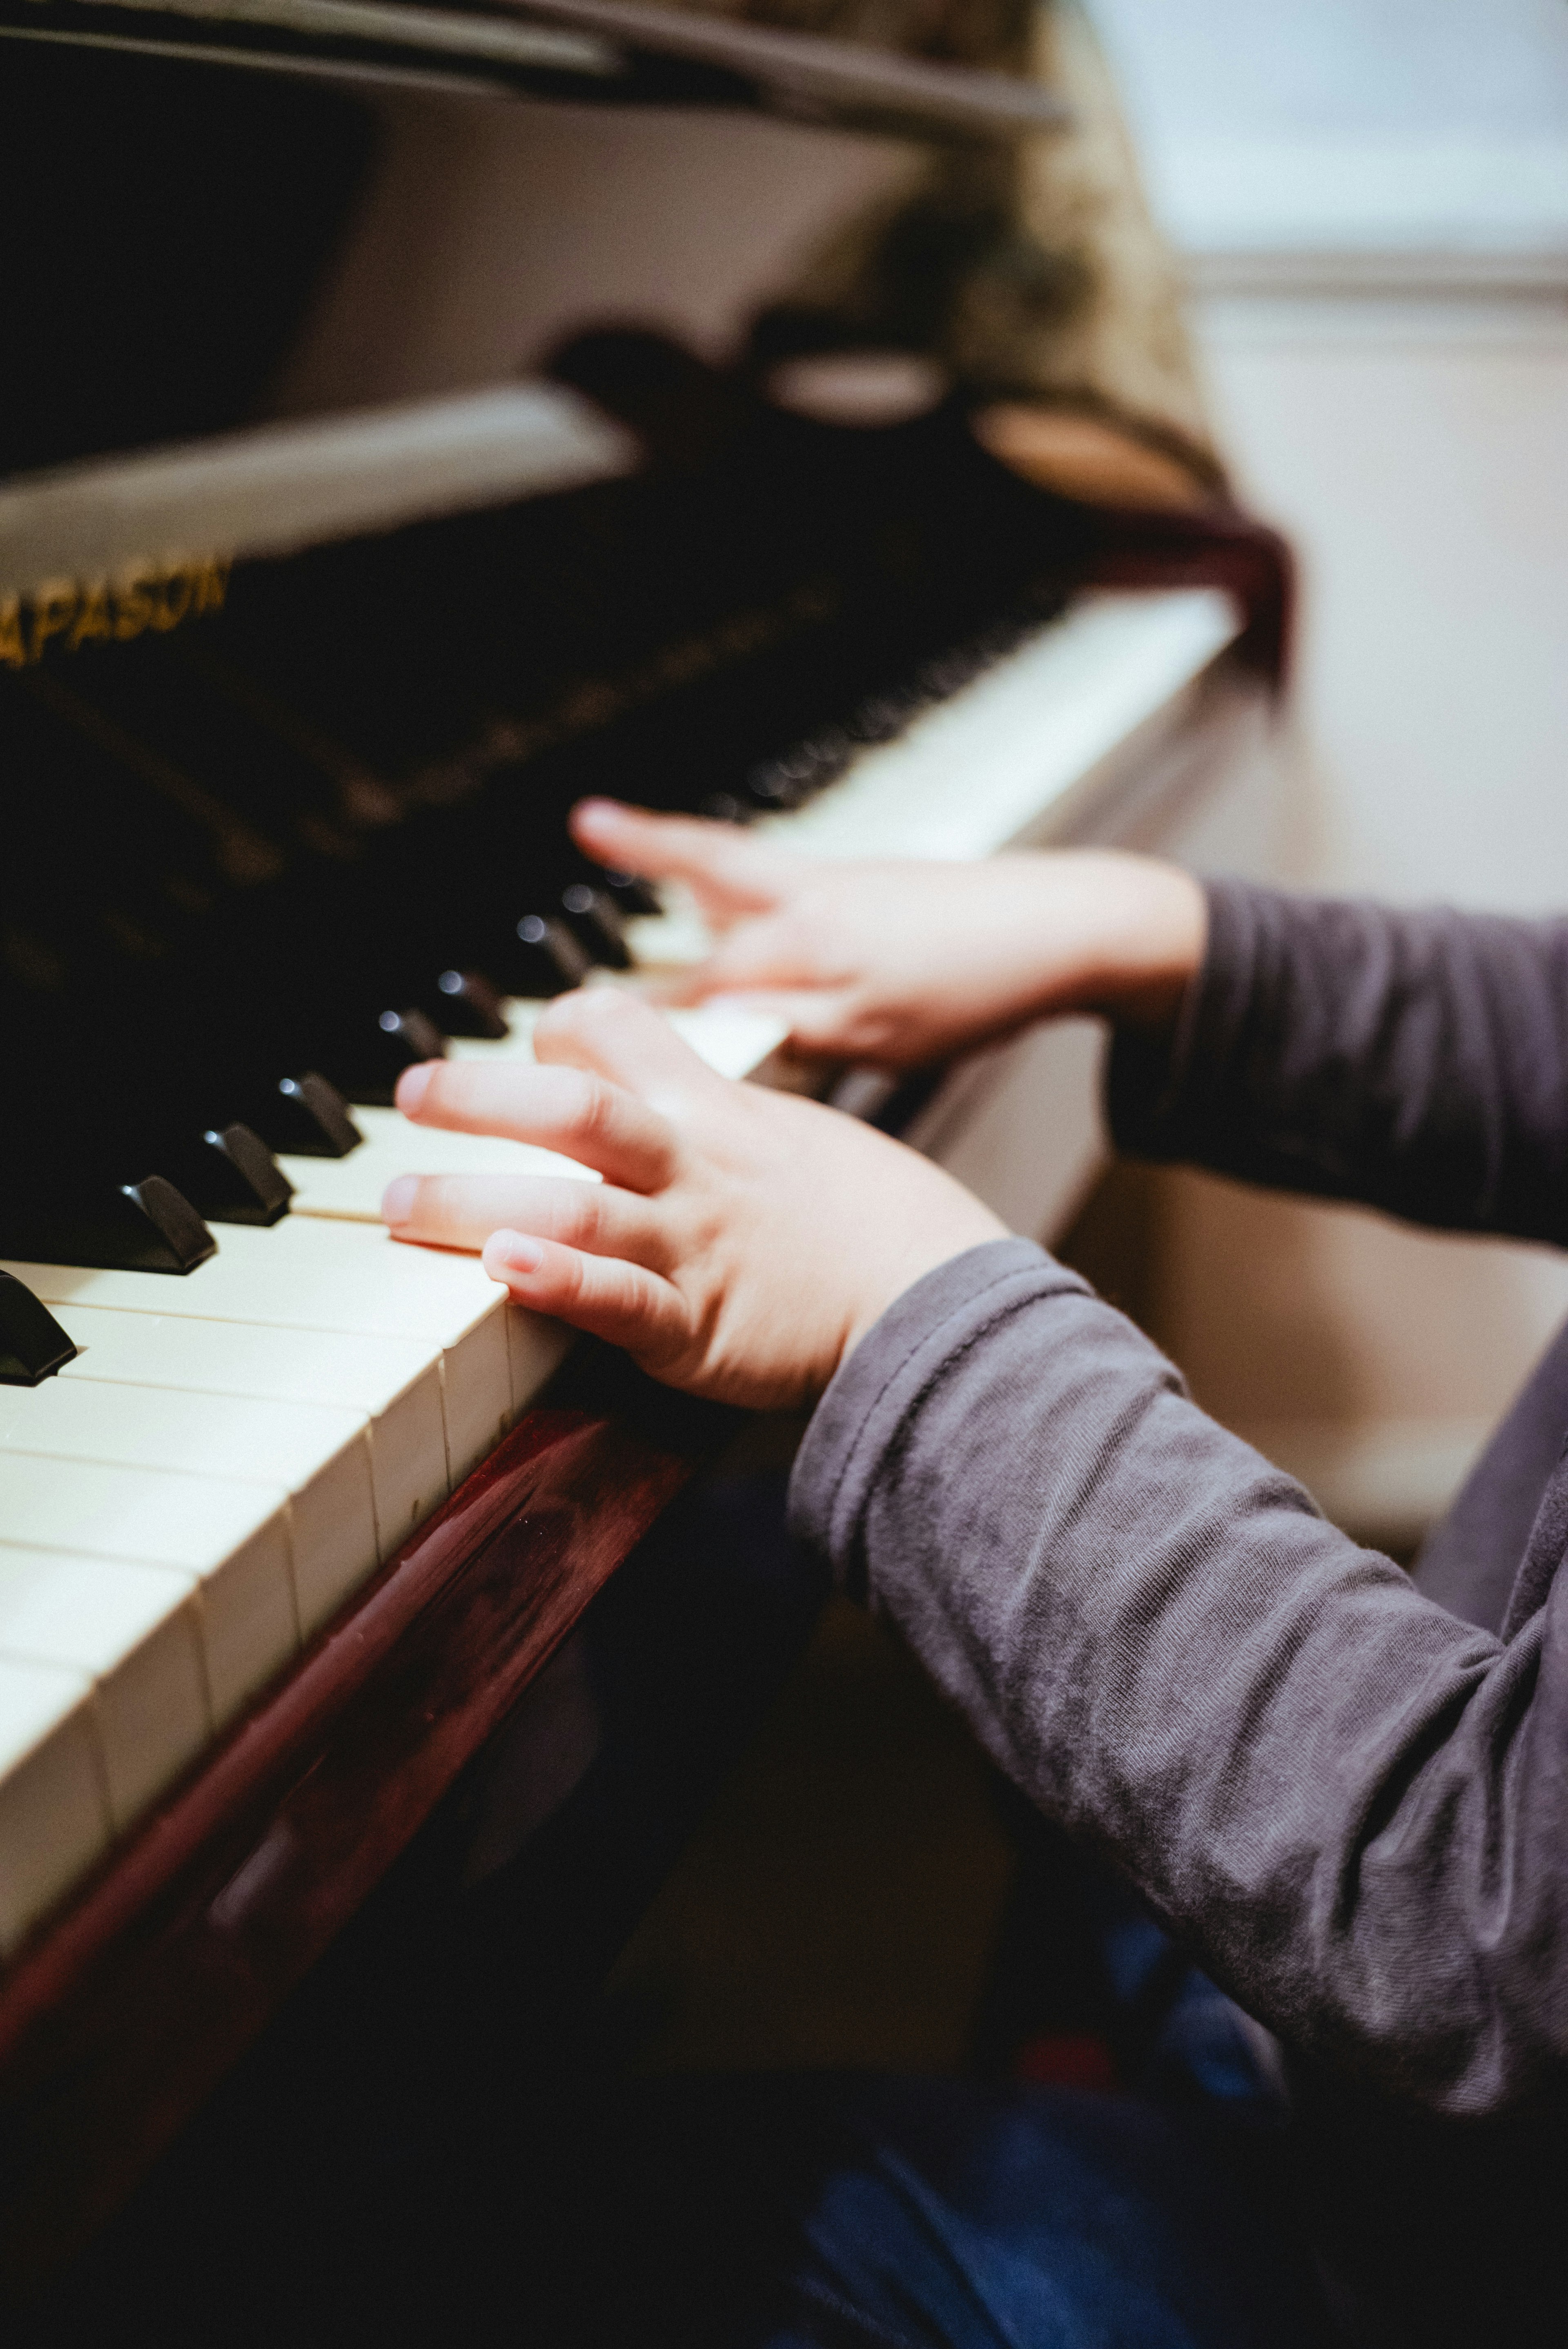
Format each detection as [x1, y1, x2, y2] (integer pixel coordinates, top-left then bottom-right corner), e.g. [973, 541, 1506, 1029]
[790, 1237, 1568, 2119]
[1107, 880, 1568, 1247]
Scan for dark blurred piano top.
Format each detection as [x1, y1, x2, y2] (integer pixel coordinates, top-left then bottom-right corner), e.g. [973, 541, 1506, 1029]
[0, 0, 1068, 137]
[0, 0, 1063, 486]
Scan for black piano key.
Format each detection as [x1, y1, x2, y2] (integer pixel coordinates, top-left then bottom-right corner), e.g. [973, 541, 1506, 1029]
[600, 869, 662, 917]
[426, 969, 510, 1041]
[1, 1010, 294, 1230]
[164, 1124, 293, 1228]
[558, 883, 630, 971]
[252, 1073, 363, 1159]
[335, 1007, 449, 1107]
[497, 916, 592, 998]
[0, 1174, 215, 1275]
[0, 1271, 79, 1386]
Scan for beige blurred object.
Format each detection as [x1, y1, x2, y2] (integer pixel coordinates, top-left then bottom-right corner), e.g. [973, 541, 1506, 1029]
[763, 350, 949, 423]
[761, 363, 1212, 504]
[971, 401, 1209, 506]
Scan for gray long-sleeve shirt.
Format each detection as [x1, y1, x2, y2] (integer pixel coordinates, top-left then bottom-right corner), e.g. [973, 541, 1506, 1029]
[788, 880, 1568, 2127]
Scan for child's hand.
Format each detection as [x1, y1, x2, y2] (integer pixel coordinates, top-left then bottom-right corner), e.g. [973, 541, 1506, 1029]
[571, 798, 1205, 1069]
[383, 989, 1006, 1408]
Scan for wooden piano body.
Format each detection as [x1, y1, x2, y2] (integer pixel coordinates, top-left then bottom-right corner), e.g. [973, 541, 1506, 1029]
[0, 10, 1283, 2300]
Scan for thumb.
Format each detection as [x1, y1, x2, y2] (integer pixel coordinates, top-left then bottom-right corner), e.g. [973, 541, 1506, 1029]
[694, 987, 871, 1061]
[532, 982, 721, 1097]
[655, 912, 820, 1005]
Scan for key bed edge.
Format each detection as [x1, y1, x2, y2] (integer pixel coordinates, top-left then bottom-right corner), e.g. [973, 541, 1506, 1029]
[0, 1374, 728, 2294]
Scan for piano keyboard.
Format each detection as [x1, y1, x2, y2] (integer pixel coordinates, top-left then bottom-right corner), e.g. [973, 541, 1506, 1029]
[0, 582, 1240, 1961]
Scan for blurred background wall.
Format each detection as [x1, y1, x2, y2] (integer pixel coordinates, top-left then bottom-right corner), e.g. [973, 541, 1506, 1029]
[1092, 0, 1568, 1550]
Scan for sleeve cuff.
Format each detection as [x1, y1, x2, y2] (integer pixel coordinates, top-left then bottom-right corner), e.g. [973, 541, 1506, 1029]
[788, 1236, 1090, 1600]
[1105, 876, 1266, 1159]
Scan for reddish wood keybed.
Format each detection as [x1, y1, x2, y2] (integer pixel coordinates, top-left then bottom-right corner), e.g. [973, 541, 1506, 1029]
[0, 1402, 699, 2292]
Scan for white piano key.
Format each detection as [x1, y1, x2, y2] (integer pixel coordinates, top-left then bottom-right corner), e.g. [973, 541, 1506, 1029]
[759, 589, 1241, 862]
[0, 1454, 294, 1726]
[6, 1215, 512, 1484]
[0, 1652, 110, 1959]
[277, 1104, 593, 1223]
[51, 1307, 448, 1565]
[0, 1380, 376, 1643]
[444, 998, 542, 1065]
[279, 1007, 784, 1420]
[668, 1003, 791, 1080]
[287, 1012, 783, 1414]
[442, 997, 788, 1078]
[225, 1219, 516, 1478]
[625, 590, 1245, 967]
[0, 1544, 208, 1831]
[506, 1305, 573, 1418]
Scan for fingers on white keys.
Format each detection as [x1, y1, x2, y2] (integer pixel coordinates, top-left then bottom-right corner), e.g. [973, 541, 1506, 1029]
[394, 1052, 677, 1189]
[653, 913, 815, 1005]
[713, 987, 867, 1056]
[481, 1229, 688, 1357]
[568, 798, 795, 917]
[530, 987, 719, 1099]
[381, 1174, 673, 1267]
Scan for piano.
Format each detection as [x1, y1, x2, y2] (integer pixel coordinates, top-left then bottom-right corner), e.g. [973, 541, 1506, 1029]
[0, 3, 1282, 2296]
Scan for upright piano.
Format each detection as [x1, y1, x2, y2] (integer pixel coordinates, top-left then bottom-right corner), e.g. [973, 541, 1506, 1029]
[0, 0, 1283, 2297]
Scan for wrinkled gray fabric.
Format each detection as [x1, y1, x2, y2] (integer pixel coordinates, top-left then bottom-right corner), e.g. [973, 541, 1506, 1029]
[789, 883, 1568, 2124]
[1108, 880, 1568, 1243]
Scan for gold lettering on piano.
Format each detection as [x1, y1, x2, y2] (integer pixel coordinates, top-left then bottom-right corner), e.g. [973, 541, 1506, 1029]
[69, 580, 112, 651]
[191, 555, 232, 615]
[112, 560, 156, 642]
[150, 564, 194, 632]
[29, 579, 77, 663]
[0, 555, 233, 664]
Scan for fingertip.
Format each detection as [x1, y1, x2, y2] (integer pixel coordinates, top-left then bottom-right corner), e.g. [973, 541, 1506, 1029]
[533, 982, 627, 1048]
[532, 979, 645, 1049]
[483, 1229, 545, 1284]
[395, 1061, 437, 1117]
[381, 1174, 418, 1230]
[569, 796, 633, 843]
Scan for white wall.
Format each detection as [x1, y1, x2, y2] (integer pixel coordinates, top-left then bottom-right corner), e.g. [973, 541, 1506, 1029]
[1090, 0, 1568, 1544]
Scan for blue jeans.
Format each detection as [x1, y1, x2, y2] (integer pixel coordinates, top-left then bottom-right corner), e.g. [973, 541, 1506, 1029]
[508, 2067, 1329, 2349]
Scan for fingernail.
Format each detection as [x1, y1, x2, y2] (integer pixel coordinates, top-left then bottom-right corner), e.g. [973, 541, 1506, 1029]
[396, 1062, 434, 1116]
[486, 1230, 543, 1278]
[381, 1176, 419, 1228]
[574, 797, 619, 825]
